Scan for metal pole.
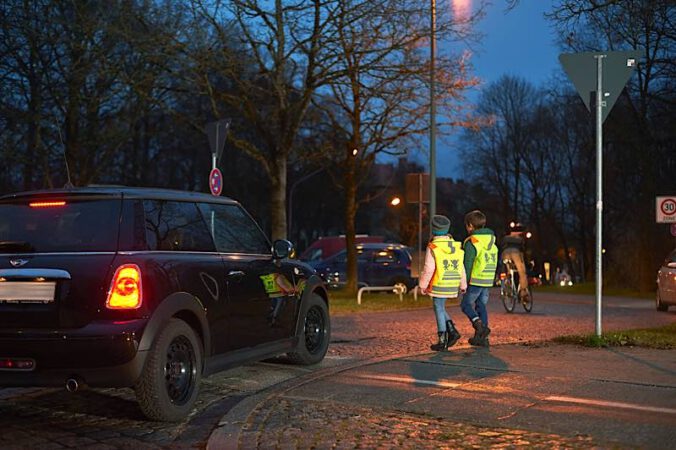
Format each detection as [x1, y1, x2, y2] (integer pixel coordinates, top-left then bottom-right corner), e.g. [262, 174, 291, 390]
[418, 174, 423, 281]
[429, 0, 437, 232]
[210, 124, 218, 236]
[594, 54, 605, 337]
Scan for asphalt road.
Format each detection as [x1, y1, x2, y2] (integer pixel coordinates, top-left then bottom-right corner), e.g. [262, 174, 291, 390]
[1, 290, 674, 449]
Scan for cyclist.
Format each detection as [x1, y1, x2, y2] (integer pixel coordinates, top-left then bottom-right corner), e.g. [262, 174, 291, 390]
[501, 222, 529, 302]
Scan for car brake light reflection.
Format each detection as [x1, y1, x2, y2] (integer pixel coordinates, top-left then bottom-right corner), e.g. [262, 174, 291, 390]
[106, 264, 142, 309]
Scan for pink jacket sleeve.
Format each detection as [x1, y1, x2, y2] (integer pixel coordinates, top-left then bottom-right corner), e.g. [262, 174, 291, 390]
[460, 263, 467, 291]
[418, 246, 436, 293]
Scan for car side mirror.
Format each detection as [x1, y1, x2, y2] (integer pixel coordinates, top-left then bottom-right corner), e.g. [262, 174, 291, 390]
[272, 239, 294, 260]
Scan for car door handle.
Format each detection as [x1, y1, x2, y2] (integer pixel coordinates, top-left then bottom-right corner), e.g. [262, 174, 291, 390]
[227, 270, 245, 278]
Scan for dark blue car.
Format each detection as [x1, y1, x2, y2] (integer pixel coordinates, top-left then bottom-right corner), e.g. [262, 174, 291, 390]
[310, 243, 415, 292]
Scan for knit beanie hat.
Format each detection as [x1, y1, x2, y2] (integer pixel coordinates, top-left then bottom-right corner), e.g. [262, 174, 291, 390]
[431, 215, 451, 236]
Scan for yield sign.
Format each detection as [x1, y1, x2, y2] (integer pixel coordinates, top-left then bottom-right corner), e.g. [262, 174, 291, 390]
[559, 50, 642, 123]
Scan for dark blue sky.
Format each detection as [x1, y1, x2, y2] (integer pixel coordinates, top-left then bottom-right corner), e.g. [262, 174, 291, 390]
[431, 0, 562, 178]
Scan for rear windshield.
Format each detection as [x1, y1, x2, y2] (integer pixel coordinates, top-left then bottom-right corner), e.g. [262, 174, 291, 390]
[0, 198, 121, 252]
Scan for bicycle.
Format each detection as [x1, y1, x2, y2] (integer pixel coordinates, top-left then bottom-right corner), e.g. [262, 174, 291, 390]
[499, 258, 533, 313]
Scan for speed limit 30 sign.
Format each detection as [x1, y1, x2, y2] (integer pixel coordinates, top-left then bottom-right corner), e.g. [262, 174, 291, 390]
[656, 196, 676, 223]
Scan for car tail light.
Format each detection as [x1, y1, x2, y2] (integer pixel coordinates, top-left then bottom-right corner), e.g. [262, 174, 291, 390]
[499, 273, 507, 280]
[29, 201, 66, 208]
[0, 358, 35, 370]
[106, 264, 142, 309]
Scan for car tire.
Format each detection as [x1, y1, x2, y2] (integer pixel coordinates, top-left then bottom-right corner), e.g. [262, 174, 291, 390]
[287, 293, 330, 365]
[656, 289, 669, 312]
[135, 318, 202, 422]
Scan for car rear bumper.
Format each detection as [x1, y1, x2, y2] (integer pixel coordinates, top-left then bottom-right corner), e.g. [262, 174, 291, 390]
[0, 319, 149, 388]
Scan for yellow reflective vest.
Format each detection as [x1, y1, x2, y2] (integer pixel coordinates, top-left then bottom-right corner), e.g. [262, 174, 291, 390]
[467, 234, 498, 287]
[428, 236, 464, 297]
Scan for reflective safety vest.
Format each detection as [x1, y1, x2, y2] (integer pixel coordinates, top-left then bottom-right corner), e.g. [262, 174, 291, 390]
[467, 234, 498, 287]
[428, 236, 464, 297]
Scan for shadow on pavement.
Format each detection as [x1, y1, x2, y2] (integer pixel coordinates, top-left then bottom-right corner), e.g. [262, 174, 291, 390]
[409, 346, 510, 384]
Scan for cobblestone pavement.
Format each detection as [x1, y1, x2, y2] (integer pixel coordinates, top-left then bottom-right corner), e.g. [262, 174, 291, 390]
[328, 291, 674, 359]
[239, 397, 600, 449]
[0, 360, 322, 449]
[0, 292, 672, 449]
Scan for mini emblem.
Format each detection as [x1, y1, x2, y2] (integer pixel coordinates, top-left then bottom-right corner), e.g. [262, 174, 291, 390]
[9, 258, 29, 267]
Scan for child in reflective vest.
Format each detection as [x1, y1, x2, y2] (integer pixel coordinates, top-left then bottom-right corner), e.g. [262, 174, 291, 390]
[418, 215, 467, 351]
[462, 210, 498, 346]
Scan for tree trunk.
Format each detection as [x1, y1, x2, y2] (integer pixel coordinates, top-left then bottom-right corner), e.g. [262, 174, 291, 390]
[269, 152, 288, 241]
[344, 151, 358, 295]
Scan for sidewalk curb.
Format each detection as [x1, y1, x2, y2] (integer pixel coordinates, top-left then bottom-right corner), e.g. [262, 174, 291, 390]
[205, 349, 433, 450]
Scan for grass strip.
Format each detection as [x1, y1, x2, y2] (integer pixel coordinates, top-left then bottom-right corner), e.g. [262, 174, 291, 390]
[552, 323, 676, 349]
[328, 288, 435, 315]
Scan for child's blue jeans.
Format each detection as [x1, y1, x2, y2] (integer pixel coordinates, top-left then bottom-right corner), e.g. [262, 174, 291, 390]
[461, 286, 489, 326]
[432, 297, 452, 332]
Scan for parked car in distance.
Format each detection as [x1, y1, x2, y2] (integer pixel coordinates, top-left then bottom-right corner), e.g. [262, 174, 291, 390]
[0, 186, 330, 421]
[656, 247, 676, 311]
[310, 243, 415, 292]
[299, 235, 384, 264]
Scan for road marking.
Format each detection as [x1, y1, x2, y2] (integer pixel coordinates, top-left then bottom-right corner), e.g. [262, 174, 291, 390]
[545, 395, 676, 415]
[353, 374, 676, 415]
[353, 373, 461, 389]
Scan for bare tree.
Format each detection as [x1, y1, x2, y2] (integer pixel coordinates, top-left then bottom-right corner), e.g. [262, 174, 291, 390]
[309, 0, 481, 293]
[185, 0, 342, 240]
[549, 0, 675, 290]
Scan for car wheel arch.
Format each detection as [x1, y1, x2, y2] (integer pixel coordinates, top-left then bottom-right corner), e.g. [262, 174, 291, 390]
[139, 292, 211, 358]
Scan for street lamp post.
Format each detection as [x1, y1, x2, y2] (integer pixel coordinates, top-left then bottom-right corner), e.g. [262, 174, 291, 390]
[429, 0, 437, 232]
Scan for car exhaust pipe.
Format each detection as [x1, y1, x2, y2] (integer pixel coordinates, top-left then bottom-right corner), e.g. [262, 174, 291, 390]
[65, 377, 82, 393]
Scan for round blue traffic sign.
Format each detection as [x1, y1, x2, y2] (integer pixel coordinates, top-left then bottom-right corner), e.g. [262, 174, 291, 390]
[209, 168, 223, 196]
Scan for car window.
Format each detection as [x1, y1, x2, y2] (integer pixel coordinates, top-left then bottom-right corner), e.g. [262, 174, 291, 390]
[0, 198, 120, 252]
[198, 203, 270, 254]
[356, 248, 374, 262]
[303, 248, 323, 262]
[143, 200, 215, 252]
[333, 252, 347, 264]
[374, 250, 396, 264]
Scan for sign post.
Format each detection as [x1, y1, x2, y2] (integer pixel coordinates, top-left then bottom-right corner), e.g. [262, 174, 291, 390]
[206, 119, 230, 173]
[560, 50, 641, 337]
[206, 119, 230, 237]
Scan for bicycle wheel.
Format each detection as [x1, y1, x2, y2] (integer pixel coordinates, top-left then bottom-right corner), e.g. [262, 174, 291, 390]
[501, 278, 516, 313]
[521, 287, 533, 313]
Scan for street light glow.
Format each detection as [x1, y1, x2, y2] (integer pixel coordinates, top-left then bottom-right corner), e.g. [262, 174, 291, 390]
[390, 197, 401, 206]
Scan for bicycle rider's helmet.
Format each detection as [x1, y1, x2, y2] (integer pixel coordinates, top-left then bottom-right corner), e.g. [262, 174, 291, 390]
[509, 221, 525, 232]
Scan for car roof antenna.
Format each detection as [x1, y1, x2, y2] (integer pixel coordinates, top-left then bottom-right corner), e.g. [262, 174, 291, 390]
[54, 119, 74, 188]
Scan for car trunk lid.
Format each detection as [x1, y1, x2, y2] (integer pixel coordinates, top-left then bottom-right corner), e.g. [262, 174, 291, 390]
[0, 195, 122, 328]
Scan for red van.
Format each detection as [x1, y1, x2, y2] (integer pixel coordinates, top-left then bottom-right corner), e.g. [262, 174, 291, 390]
[300, 235, 384, 263]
